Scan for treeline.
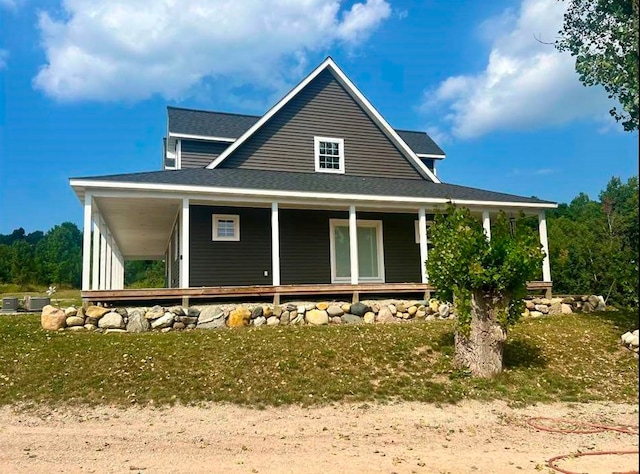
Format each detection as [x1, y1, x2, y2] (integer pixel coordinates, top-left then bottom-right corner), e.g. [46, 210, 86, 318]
[0, 223, 163, 289]
[0, 176, 637, 306]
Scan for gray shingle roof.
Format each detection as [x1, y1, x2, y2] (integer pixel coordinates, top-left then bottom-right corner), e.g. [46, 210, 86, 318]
[74, 168, 553, 205]
[168, 107, 445, 156]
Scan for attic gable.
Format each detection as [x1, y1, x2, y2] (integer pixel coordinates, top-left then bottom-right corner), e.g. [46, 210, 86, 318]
[207, 58, 440, 183]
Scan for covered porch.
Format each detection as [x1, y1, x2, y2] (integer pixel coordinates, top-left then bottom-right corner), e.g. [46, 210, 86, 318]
[73, 180, 555, 305]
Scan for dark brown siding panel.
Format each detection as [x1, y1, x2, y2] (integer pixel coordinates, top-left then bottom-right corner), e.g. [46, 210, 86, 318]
[279, 209, 336, 284]
[220, 69, 424, 180]
[189, 205, 272, 286]
[181, 140, 230, 169]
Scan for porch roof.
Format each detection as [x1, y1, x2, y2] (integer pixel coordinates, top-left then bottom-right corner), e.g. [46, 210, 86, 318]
[71, 168, 555, 207]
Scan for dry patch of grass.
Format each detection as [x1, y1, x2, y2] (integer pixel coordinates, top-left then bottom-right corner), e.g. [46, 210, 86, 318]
[0, 310, 636, 407]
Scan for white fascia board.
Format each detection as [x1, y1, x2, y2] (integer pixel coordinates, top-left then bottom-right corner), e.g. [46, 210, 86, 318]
[169, 133, 236, 142]
[70, 179, 558, 210]
[416, 153, 446, 159]
[205, 58, 441, 184]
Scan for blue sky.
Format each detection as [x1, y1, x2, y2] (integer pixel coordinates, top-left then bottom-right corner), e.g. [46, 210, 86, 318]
[0, 0, 637, 234]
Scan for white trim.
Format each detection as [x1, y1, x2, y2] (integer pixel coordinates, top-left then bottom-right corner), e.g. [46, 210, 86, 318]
[70, 180, 558, 209]
[329, 216, 385, 284]
[538, 211, 551, 282]
[414, 219, 434, 244]
[99, 220, 107, 290]
[212, 214, 240, 241]
[348, 206, 359, 285]
[169, 132, 236, 143]
[314, 136, 345, 174]
[105, 233, 112, 291]
[271, 202, 280, 286]
[91, 218, 100, 290]
[418, 208, 428, 284]
[416, 153, 446, 159]
[82, 193, 93, 291]
[205, 57, 441, 183]
[482, 211, 491, 241]
[180, 198, 190, 288]
[176, 139, 182, 170]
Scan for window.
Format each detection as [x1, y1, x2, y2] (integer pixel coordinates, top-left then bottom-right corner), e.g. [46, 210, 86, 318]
[212, 214, 240, 241]
[329, 219, 385, 283]
[314, 137, 344, 173]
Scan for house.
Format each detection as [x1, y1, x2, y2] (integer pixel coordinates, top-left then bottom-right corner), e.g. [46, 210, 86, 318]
[70, 57, 556, 305]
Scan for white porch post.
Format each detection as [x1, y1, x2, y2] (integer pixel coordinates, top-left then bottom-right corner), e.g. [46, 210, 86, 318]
[82, 193, 93, 291]
[99, 219, 107, 290]
[482, 210, 491, 241]
[105, 233, 112, 290]
[538, 211, 551, 282]
[271, 201, 280, 286]
[349, 205, 359, 285]
[418, 207, 429, 283]
[91, 216, 100, 290]
[180, 198, 190, 288]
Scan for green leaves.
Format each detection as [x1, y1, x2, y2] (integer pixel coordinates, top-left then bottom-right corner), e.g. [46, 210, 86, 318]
[557, 0, 639, 131]
[426, 207, 545, 330]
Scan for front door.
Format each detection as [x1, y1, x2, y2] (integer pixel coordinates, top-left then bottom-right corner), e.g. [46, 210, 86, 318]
[329, 219, 385, 283]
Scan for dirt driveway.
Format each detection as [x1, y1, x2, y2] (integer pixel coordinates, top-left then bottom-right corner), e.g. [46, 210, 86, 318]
[0, 401, 637, 473]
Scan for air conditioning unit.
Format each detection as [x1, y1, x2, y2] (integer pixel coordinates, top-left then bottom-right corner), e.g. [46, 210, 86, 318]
[24, 296, 50, 312]
[1, 297, 19, 313]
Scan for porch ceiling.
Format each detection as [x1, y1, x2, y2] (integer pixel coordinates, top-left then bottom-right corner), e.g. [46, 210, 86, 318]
[95, 196, 180, 260]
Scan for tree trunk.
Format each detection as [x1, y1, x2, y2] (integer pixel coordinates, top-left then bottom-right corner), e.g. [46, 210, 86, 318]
[454, 289, 508, 378]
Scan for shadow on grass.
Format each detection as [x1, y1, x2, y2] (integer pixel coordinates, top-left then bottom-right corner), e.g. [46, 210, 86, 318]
[503, 338, 547, 369]
[435, 331, 546, 369]
[588, 309, 639, 332]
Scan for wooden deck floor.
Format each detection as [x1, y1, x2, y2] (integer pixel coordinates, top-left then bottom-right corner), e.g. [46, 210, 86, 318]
[82, 281, 552, 306]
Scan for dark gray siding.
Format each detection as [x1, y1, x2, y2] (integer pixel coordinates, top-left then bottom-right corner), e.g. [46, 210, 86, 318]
[279, 209, 421, 285]
[181, 140, 230, 169]
[220, 69, 424, 180]
[170, 221, 180, 288]
[189, 205, 272, 286]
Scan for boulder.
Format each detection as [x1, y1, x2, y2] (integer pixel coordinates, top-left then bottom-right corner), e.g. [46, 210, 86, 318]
[387, 304, 397, 315]
[251, 306, 263, 319]
[534, 304, 549, 314]
[529, 311, 544, 318]
[197, 315, 226, 329]
[525, 300, 535, 310]
[341, 303, 351, 313]
[327, 305, 344, 317]
[187, 307, 201, 317]
[290, 314, 304, 325]
[316, 302, 329, 311]
[228, 307, 251, 328]
[306, 309, 329, 325]
[521, 308, 530, 318]
[621, 331, 634, 344]
[548, 302, 563, 315]
[331, 316, 342, 324]
[168, 306, 185, 316]
[64, 306, 78, 317]
[65, 316, 85, 327]
[180, 316, 199, 325]
[253, 316, 266, 327]
[428, 299, 439, 312]
[98, 312, 125, 329]
[84, 324, 97, 331]
[416, 310, 426, 318]
[273, 305, 282, 317]
[85, 317, 98, 326]
[561, 303, 573, 314]
[438, 304, 450, 318]
[85, 305, 110, 319]
[376, 307, 394, 323]
[145, 305, 165, 320]
[126, 310, 150, 333]
[561, 297, 575, 304]
[407, 306, 418, 316]
[297, 306, 306, 315]
[363, 312, 376, 324]
[341, 314, 362, 324]
[350, 302, 370, 317]
[266, 316, 280, 326]
[173, 322, 186, 330]
[595, 296, 606, 312]
[582, 302, 595, 313]
[151, 312, 174, 329]
[67, 326, 85, 332]
[41, 305, 67, 331]
[263, 306, 273, 318]
[280, 311, 290, 325]
[587, 295, 600, 307]
[114, 307, 128, 317]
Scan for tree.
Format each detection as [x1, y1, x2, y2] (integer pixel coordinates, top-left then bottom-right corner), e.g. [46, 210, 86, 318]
[426, 208, 544, 378]
[557, 0, 639, 131]
[35, 222, 83, 287]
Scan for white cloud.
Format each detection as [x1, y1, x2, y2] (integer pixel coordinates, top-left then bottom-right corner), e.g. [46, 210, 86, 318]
[421, 0, 614, 139]
[0, 0, 18, 9]
[33, 0, 391, 102]
[0, 50, 8, 70]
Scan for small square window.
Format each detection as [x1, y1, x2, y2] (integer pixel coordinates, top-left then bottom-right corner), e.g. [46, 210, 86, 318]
[314, 136, 344, 174]
[212, 214, 240, 241]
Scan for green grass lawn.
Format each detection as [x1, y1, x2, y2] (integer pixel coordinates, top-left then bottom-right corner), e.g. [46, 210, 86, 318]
[0, 310, 637, 408]
[0, 284, 82, 309]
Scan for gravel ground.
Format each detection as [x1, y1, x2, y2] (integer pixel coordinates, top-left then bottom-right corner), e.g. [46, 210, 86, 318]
[0, 400, 637, 473]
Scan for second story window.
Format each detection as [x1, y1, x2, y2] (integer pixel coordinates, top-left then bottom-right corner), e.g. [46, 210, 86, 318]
[314, 137, 344, 174]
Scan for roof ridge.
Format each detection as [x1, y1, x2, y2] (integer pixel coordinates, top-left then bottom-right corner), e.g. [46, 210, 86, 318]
[167, 105, 261, 119]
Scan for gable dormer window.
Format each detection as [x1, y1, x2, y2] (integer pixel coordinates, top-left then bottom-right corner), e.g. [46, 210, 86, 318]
[314, 137, 344, 174]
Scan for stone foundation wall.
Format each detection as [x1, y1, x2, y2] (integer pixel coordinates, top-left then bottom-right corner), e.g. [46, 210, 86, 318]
[39, 294, 611, 333]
